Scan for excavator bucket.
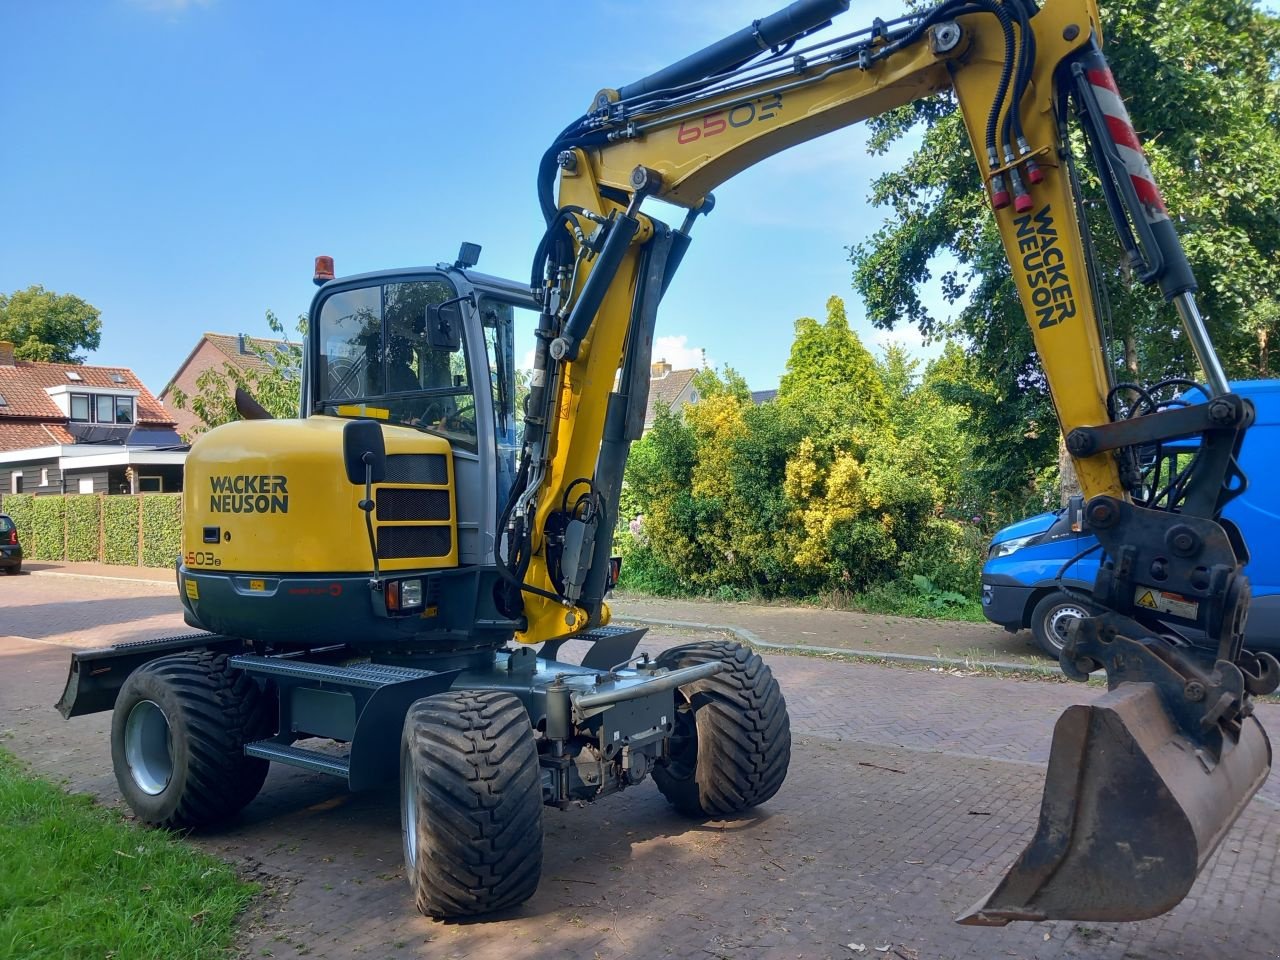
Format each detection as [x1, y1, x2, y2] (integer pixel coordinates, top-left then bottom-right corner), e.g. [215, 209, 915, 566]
[958, 681, 1270, 925]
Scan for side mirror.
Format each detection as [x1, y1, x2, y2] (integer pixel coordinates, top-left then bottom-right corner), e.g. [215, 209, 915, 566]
[426, 301, 462, 352]
[1067, 494, 1085, 533]
[342, 419, 386, 485]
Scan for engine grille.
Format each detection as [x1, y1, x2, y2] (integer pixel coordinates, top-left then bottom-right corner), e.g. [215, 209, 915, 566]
[378, 525, 452, 559]
[384, 453, 448, 485]
[376, 488, 450, 522]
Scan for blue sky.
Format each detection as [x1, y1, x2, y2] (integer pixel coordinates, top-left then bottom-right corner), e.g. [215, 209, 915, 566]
[1, 0, 940, 395]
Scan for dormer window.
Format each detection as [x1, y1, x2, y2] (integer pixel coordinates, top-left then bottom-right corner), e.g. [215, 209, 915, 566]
[70, 392, 134, 424]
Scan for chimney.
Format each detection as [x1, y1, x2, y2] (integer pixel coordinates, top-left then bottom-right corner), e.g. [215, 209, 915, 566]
[238, 333, 248, 354]
[651, 359, 671, 379]
[0, 341, 13, 366]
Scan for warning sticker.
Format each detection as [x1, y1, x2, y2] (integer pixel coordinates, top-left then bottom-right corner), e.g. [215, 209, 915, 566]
[184, 578, 199, 601]
[1134, 586, 1199, 620]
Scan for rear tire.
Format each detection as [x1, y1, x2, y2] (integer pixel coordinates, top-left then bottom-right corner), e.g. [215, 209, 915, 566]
[401, 691, 543, 919]
[3, 565, 18, 576]
[652, 640, 791, 817]
[110, 651, 272, 828]
[1031, 590, 1093, 657]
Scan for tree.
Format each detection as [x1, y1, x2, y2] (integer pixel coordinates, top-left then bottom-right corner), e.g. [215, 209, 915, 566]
[0, 285, 101, 363]
[850, 0, 1280, 501]
[776, 295, 886, 447]
[170, 311, 304, 436]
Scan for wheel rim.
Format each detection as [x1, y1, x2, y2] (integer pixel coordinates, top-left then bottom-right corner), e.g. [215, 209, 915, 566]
[124, 700, 173, 796]
[401, 750, 418, 875]
[1047, 603, 1089, 650]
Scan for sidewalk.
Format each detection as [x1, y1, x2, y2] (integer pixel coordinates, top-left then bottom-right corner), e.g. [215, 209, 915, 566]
[609, 592, 1048, 669]
[24, 560, 174, 584]
[21, 561, 1049, 669]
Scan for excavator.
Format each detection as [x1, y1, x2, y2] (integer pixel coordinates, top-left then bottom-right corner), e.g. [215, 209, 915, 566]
[57, 0, 1275, 927]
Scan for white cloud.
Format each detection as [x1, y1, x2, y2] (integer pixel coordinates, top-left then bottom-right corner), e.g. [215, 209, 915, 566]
[652, 334, 711, 371]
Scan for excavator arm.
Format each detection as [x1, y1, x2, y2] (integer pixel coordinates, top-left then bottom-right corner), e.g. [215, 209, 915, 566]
[499, 0, 1276, 924]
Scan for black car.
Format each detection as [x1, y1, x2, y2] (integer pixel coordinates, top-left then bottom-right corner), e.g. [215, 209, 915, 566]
[0, 514, 21, 575]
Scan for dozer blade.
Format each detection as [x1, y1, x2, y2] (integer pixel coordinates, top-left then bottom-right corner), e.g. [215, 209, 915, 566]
[958, 681, 1270, 925]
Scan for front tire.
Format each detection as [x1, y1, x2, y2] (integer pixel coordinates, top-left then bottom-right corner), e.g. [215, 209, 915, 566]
[110, 651, 272, 828]
[401, 691, 543, 919]
[652, 640, 791, 817]
[1030, 590, 1093, 657]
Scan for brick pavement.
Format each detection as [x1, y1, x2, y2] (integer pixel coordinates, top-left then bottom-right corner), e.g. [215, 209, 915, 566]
[2, 575, 1279, 958]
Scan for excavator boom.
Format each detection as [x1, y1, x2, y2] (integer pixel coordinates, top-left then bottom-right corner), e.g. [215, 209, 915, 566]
[500, 0, 1275, 925]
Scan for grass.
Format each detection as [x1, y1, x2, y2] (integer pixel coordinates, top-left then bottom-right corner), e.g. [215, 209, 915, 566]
[0, 747, 256, 960]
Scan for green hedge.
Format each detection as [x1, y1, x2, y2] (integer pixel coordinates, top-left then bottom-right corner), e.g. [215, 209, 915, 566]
[141, 495, 182, 569]
[102, 496, 140, 566]
[64, 495, 102, 562]
[0, 493, 187, 567]
[30, 496, 67, 561]
[2, 494, 34, 553]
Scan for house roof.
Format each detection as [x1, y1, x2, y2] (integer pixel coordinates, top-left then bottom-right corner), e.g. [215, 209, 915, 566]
[0, 422, 76, 453]
[644, 368, 697, 426]
[0, 361, 171, 423]
[204, 332, 289, 372]
[159, 332, 290, 400]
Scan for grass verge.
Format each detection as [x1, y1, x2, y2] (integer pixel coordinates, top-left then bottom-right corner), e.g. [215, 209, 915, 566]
[0, 747, 256, 960]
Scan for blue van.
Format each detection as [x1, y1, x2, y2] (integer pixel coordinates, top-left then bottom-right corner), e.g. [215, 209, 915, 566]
[981, 379, 1280, 656]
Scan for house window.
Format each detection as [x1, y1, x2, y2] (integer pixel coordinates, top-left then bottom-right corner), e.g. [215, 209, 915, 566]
[69, 392, 134, 424]
[40, 468, 49, 487]
[139, 476, 163, 493]
[10, 473, 21, 494]
[78, 477, 94, 495]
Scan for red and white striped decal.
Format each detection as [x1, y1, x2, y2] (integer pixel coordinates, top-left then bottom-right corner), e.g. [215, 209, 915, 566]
[1086, 66, 1169, 224]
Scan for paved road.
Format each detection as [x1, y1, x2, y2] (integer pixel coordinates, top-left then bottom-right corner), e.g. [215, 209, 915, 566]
[2, 572, 1279, 959]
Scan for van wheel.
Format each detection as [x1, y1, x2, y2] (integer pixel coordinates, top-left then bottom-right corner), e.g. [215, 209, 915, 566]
[1031, 590, 1093, 657]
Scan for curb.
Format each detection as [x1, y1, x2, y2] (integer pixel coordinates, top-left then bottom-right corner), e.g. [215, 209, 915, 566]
[613, 614, 1065, 676]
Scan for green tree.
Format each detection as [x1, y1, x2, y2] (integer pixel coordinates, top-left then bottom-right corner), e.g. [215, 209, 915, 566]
[170, 311, 304, 437]
[851, 0, 1280, 502]
[777, 295, 886, 447]
[0, 285, 101, 363]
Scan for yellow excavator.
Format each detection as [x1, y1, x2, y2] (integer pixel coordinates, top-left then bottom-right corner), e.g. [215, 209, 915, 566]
[59, 0, 1275, 925]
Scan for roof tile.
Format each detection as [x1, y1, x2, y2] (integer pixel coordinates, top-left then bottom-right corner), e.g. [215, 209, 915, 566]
[0, 359, 173, 428]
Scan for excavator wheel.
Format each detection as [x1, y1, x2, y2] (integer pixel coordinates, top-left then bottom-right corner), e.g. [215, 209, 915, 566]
[110, 651, 272, 828]
[652, 640, 791, 817]
[401, 690, 543, 919]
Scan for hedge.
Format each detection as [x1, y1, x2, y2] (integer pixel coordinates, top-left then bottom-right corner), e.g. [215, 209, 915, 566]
[102, 496, 140, 565]
[3, 494, 34, 555]
[141, 495, 182, 568]
[30, 496, 67, 561]
[0, 493, 188, 568]
[64, 495, 101, 562]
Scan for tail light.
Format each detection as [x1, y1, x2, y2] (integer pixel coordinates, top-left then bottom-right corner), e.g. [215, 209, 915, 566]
[6, 530, 14, 545]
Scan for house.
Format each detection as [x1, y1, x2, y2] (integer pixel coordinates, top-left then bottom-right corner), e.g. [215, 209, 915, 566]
[643, 360, 700, 432]
[0, 340, 185, 495]
[159, 332, 289, 439]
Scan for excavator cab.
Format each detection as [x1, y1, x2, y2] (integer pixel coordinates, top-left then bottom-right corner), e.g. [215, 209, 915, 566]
[305, 254, 527, 557]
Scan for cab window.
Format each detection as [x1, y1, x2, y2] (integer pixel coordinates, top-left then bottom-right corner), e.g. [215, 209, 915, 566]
[316, 279, 476, 447]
